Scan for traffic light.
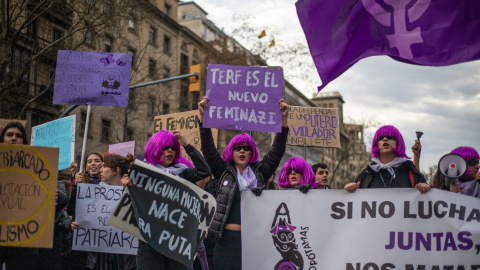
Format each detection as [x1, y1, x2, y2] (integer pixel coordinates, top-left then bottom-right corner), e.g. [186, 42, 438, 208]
[189, 64, 201, 92]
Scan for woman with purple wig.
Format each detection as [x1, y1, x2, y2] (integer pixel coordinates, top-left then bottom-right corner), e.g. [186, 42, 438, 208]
[123, 129, 211, 270]
[198, 96, 289, 270]
[344, 125, 430, 193]
[450, 146, 480, 198]
[278, 157, 318, 190]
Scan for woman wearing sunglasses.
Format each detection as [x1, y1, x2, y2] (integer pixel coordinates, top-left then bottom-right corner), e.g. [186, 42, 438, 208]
[197, 96, 289, 270]
[277, 157, 318, 190]
[344, 125, 430, 193]
[124, 129, 211, 270]
[449, 146, 480, 198]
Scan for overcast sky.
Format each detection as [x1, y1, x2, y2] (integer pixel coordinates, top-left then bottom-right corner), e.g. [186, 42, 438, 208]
[191, 0, 480, 172]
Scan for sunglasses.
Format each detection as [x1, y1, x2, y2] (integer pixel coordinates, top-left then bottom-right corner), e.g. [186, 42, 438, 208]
[317, 171, 329, 176]
[377, 136, 396, 141]
[164, 146, 176, 151]
[5, 132, 23, 138]
[288, 168, 300, 175]
[467, 159, 479, 166]
[234, 145, 252, 152]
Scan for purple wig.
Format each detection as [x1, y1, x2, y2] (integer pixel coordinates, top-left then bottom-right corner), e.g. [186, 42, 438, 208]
[371, 125, 410, 159]
[144, 130, 182, 166]
[222, 133, 259, 164]
[450, 146, 479, 178]
[278, 157, 318, 188]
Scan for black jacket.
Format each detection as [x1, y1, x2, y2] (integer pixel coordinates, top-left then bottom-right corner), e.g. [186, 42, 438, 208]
[354, 160, 426, 188]
[200, 124, 288, 241]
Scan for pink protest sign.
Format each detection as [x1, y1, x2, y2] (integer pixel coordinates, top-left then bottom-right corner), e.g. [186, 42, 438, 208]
[203, 64, 284, 133]
[108, 141, 135, 157]
[53, 50, 132, 107]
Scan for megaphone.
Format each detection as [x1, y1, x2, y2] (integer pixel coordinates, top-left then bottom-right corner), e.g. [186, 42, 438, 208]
[438, 153, 467, 188]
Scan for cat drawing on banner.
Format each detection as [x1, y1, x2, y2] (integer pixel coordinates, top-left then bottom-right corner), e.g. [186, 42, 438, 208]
[270, 202, 304, 270]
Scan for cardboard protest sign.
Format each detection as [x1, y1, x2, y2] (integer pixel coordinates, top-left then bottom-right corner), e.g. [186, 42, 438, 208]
[31, 115, 76, 170]
[242, 189, 480, 269]
[108, 188, 144, 241]
[53, 50, 132, 107]
[108, 141, 135, 157]
[153, 110, 218, 160]
[0, 119, 27, 135]
[203, 64, 284, 133]
[118, 160, 216, 266]
[0, 144, 58, 248]
[73, 184, 138, 254]
[286, 106, 340, 148]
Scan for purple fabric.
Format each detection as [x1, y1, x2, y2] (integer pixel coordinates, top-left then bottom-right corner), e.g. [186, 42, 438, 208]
[53, 50, 132, 106]
[89, 176, 101, 184]
[204, 64, 283, 133]
[296, 0, 480, 92]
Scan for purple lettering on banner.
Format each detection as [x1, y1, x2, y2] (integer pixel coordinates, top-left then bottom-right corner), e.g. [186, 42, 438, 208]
[203, 64, 283, 133]
[53, 50, 132, 107]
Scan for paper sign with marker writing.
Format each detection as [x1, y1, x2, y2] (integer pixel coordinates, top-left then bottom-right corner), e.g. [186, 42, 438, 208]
[203, 64, 283, 133]
[0, 144, 58, 248]
[53, 50, 132, 107]
[31, 116, 76, 170]
[286, 106, 340, 148]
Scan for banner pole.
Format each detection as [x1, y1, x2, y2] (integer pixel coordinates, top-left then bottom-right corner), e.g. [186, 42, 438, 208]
[79, 105, 92, 173]
[304, 145, 307, 161]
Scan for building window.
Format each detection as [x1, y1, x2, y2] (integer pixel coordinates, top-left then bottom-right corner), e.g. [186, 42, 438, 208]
[104, 37, 112, 52]
[163, 66, 170, 79]
[149, 27, 156, 44]
[180, 53, 188, 74]
[349, 155, 355, 161]
[163, 35, 171, 53]
[52, 28, 63, 41]
[79, 110, 92, 137]
[149, 59, 156, 78]
[147, 97, 155, 116]
[128, 17, 135, 31]
[128, 48, 136, 66]
[164, 4, 172, 17]
[27, 19, 38, 39]
[329, 103, 334, 108]
[126, 128, 134, 141]
[101, 119, 111, 142]
[181, 41, 188, 52]
[163, 102, 170, 114]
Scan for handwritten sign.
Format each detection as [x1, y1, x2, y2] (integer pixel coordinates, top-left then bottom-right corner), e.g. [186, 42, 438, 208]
[153, 110, 218, 161]
[242, 189, 480, 269]
[53, 50, 132, 107]
[287, 106, 340, 148]
[73, 183, 138, 255]
[203, 64, 283, 133]
[0, 119, 27, 136]
[108, 141, 135, 157]
[114, 160, 216, 266]
[0, 144, 58, 248]
[31, 116, 76, 170]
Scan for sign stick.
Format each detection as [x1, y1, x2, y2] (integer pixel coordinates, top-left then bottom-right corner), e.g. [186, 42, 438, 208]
[304, 145, 307, 160]
[79, 105, 92, 173]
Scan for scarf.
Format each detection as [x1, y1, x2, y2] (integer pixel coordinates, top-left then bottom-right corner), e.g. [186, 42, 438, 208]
[457, 179, 480, 198]
[155, 162, 188, 176]
[237, 166, 257, 191]
[89, 176, 102, 184]
[369, 157, 408, 179]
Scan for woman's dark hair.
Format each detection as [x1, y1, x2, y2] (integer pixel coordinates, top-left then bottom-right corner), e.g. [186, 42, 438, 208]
[103, 153, 135, 175]
[0, 121, 28, 145]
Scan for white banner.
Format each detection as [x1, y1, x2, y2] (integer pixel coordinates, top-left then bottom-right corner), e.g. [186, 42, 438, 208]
[241, 188, 480, 270]
[73, 183, 139, 255]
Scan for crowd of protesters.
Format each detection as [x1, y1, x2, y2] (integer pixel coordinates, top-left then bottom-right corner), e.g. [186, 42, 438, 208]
[1, 97, 479, 269]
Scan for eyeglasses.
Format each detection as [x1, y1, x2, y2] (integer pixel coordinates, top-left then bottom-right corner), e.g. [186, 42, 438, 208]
[467, 159, 480, 166]
[377, 136, 396, 141]
[317, 171, 329, 176]
[164, 146, 176, 151]
[5, 132, 23, 138]
[234, 145, 252, 152]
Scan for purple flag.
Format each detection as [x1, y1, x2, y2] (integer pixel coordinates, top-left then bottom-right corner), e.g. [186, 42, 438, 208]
[53, 50, 132, 107]
[203, 64, 284, 133]
[296, 0, 480, 92]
